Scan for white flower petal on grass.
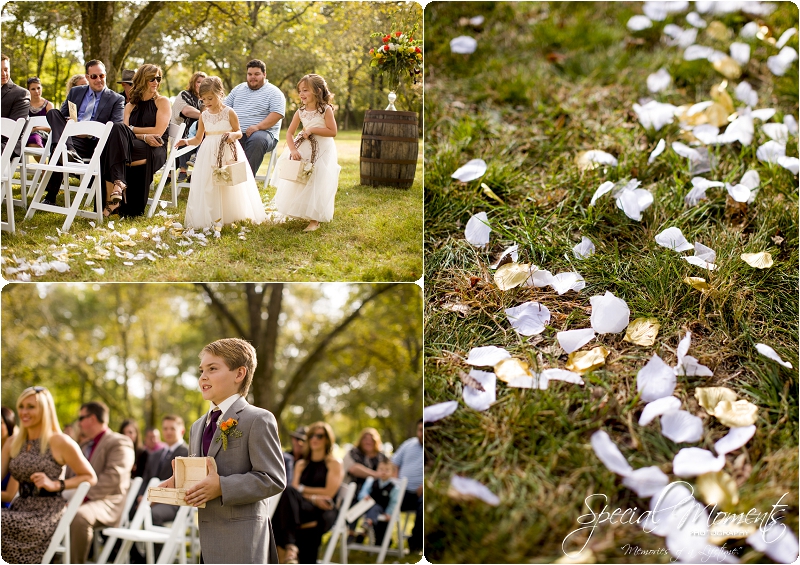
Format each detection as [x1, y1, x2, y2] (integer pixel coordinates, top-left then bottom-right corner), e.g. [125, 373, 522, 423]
[643, 482, 696, 537]
[506, 301, 551, 336]
[507, 376, 537, 389]
[747, 523, 800, 564]
[755, 343, 793, 368]
[767, 46, 798, 76]
[643, 1, 688, 21]
[589, 181, 615, 206]
[751, 108, 777, 121]
[450, 36, 478, 55]
[573, 236, 595, 259]
[735, 81, 758, 107]
[92, 268, 106, 275]
[590, 430, 633, 477]
[462, 370, 496, 411]
[661, 410, 704, 443]
[633, 101, 676, 131]
[526, 269, 553, 288]
[655, 227, 694, 252]
[684, 44, 715, 61]
[784, 114, 798, 135]
[686, 11, 707, 27]
[776, 27, 797, 49]
[762, 123, 790, 144]
[740, 169, 760, 190]
[648, 138, 666, 164]
[627, 15, 653, 31]
[590, 291, 630, 334]
[468, 15, 485, 26]
[450, 475, 500, 506]
[557, 328, 596, 354]
[622, 466, 670, 498]
[639, 396, 682, 426]
[637, 354, 677, 403]
[464, 212, 491, 246]
[647, 68, 672, 93]
[693, 124, 721, 145]
[672, 141, 702, 161]
[724, 113, 754, 145]
[685, 177, 722, 206]
[540, 368, 584, 385]
[677, 355, 713, 377]
[579, 150, 618, 168]
[778, 156, 799, 175]
[423, 401, 459, 423]
[714, 425, 756, 456]
[672, 448, 726, 477]
[550, 272, 585, 295]
[662, 23, 683, 40]
[615, 188, 653, 221]
[452, 159, 487, 181]
[694, 243, 716, 263]
[729, 42, 750, 65]
[756, 140, 786, 164]
[466, 345, 512, 367]
[490, 244, 519, 268]
[740, 21, 760, 38]
[726, 183, 752, 203]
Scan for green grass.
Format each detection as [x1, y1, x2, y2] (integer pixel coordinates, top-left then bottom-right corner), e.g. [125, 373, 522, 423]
[424, 2, 798, 563]
[2, 131, 422, 282]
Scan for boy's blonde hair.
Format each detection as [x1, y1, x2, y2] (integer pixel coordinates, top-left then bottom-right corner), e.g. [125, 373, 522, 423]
[200, 338, 257, 395]
[198, 76, 226, 102]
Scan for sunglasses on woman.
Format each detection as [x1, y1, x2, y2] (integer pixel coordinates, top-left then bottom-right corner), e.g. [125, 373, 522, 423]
[148, 76, 162, 83]
[310, 433, 326, 440]
[22, 386, 47, 394]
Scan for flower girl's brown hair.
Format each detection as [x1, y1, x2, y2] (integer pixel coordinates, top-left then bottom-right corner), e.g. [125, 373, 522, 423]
[198, 76, 226, 103]
[298, 74, 333, 114]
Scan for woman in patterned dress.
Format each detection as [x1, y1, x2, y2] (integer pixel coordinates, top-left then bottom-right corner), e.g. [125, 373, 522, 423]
[0, 387, 96, 564]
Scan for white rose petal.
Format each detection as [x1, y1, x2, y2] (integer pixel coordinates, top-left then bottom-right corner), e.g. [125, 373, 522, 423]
[627, 15, 653, 31]
[507, 376, 537, 389]
[751, 108, 777, 121]
[465, 212, 491, 246]
[590, 291, 630, 334]
[714, 425, 756, 455]
[463, 370, 496, 411]
[784, 114, 798, 135]
[526, 269, 553, 288]
[450, 36, 477, 55]
[755, 343, 793, 368]
[647, 68, 672, 93]
[615, 188, 653, 221]
[557, 328, 596, 354]
[639, 396, 682, 426]
[741, 169, 760, 189]
[550, 272, 585, 295]
[726, 183, 751, 203]
[776, 27, 797, 49]
[735, 81, 758, 107]
[580, 150, 618, 168]
[648, 138, 666, 164]
[540, 368, 584, 385]
[622, 466, 671, 498]
[672, 448, 726, 477]
[423, 400, 459, 423]
[466, 345, 512, 367]
[740, 21, 760, 38]
[589, 181, 616, 206]
[684, 44, 715, 61]
[756, 140, 786, 164]
[590, 430, 633, 477]
[767, 46, 798, 76]
[725, 113, 754, 145]
[655, 227, 694, 252]
[762, 123, 789, 144]
[686, 11, 707, 27]
[450, 475, 500, 506]
[637, 354, 677, 403]
[452, 159, 487, 182]
[694, 242, 716, 262]
[672, 141, 702, 161]
[573, 236, 595, 259]
[633, 101, 676, 131]
[729, 42, 750, 65]
[747, 524, 799, 564]
[506, 301, 551, 336]
[661, 410, 704, 443]
[490, 244, 519, 268]
[778, 156, 799, 175]
[644, 483, 696, 537]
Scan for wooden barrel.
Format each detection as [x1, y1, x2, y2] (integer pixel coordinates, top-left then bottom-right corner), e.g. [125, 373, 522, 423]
[360, 110, 419, 189]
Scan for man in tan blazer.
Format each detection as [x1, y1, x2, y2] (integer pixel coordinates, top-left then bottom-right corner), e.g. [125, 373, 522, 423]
[70, 401, 135, 563]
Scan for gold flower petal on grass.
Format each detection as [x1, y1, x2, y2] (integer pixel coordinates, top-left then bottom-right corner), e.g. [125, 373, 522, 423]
[696, 470, 739, 511]
[695, 387, 738, 415]
[709, 81, 735, 115]
[713, 399, 758, 427]
[684, 276, 710, 292]
[566, 346, 609, 375]
[623, 317, 660, 346]
[494, 358, 533, 383]
[481, 183, 505, 206]
[712, 56, 742, 79]
[494, 263, 534, 290]
[741, 252, 773, 269]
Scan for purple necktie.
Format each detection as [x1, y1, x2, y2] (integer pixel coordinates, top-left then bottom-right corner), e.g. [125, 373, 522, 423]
[202, 409, 222, 456]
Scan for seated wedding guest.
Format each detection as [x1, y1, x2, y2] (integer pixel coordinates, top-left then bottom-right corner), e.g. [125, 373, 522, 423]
[26, 77, 53, 150]
[392, 419, 423, 553]
[1, 406, 17, 508]
[42, 59, 125, 206]
[119, 419, 146, 478]
[169, 71, 206, 182]
[143, 426, 164, 453]
[70, 401, 135, 564]
[1, 387, 97, 564]
[343, 428, 386, 494]
[356, 458, 400, 543]
[1, 54, 31, 158]
[100, 63, 170, 217]
[116, 69, 135, 103]
[65, 73, 88, 97]
[273, 421, 343, 564]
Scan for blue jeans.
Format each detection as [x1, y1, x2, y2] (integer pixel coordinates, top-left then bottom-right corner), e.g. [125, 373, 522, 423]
[241, 130, 277, 176]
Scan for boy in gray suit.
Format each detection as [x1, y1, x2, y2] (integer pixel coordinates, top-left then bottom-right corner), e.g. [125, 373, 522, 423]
[159, 338, 286, 563]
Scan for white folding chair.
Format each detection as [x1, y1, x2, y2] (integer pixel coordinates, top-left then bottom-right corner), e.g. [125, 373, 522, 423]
[40, 481, 92, 564]
[146, 122, 189, 217]
[1, 116, 27, 233]
[24, 120, 113, 232]
[104, 505, 191, 565]
[267, 490, 282, 519]
[93, 476, 143, 560]
[96, 477, 160, 564]
[16, 115, 53, 208]
[343, 477, 408, 564]
[256, 133, 280, 190]
[319, 482, 358, 564]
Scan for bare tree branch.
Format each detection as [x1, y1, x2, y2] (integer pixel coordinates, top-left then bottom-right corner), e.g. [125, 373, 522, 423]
[197, 283, 247, 337]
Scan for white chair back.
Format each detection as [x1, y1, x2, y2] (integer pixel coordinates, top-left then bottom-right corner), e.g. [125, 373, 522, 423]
[95, 476, 160, 564]
[342, 477, 409, 564]
[40, 480, 91, 564]
[16, 115, 53, 209]
[1, 116, 27, 233]
[146, 122, 187, 217]
[320, 481, 358, 564]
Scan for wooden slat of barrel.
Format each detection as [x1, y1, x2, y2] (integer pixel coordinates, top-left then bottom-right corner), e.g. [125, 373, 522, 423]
[360, 110, 419, 189]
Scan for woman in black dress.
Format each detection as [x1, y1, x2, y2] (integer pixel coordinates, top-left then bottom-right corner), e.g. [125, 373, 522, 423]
[101, 63, 171, 217]
[273, 421, 343, 564]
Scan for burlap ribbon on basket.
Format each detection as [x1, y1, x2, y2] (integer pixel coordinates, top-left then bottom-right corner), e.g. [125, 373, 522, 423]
[278, 132, 319, 183]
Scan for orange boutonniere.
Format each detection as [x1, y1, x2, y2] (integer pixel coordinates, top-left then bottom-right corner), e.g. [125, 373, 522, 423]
[216, 418, 243, 450]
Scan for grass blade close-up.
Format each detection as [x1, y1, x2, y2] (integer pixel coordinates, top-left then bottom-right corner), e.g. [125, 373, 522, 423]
[423, 2, 798, 563]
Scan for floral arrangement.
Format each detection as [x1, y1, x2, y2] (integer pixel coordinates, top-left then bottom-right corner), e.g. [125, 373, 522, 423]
[369, 28, 423, 87]
[216, 417, 243, 450]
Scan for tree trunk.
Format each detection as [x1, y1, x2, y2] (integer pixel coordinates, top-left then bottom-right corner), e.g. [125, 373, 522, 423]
[254, 284, 283, 414]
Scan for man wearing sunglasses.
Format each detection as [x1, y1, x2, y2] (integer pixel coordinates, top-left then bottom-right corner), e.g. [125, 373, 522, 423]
[41, 59, 125, 205]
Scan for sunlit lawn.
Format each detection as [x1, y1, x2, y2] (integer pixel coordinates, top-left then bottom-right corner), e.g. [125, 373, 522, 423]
[2, 131, 422, 282]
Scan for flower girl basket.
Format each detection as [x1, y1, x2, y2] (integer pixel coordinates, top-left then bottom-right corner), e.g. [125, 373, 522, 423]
[278, 133, 319, 183]
[211, 137, 249, 188]
[147, 456, 209, 508]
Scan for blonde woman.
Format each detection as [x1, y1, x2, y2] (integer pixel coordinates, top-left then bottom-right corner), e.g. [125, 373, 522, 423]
[343, 427, 386, 493]
[64, 73, 88, 97]
[0, 387, 97, 564]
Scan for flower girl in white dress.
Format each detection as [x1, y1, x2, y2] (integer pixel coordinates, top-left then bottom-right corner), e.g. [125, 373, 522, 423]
[271, 74, 341, 232]
[176, 76, 266, 229]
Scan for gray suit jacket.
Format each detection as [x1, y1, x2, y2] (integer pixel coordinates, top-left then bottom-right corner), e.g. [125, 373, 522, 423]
[189, 396, 286, 564]
[1, 79, 31, 157]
